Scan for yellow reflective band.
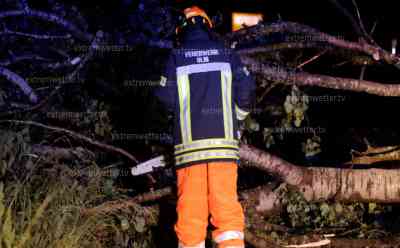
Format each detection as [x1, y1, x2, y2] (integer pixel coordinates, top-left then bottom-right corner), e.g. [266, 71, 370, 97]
[226, 70, 233, 138]
[177, 74, 192, 144]
[174, 138, 239, 153]
[221, 70, 234, 139]
[221, 71, 228, 138]
[185, 75, 192, 142]
[175, 145, 238, 155]
[235, 104, 250, 121]
[175, 149, 239, 165]
[177, 75, 186, 143]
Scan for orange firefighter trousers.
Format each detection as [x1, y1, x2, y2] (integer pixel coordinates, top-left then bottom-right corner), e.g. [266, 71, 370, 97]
[174, 161, 245, 247]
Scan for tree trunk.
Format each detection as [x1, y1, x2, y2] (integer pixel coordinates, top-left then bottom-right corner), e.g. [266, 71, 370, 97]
[240, 144, 400, 203]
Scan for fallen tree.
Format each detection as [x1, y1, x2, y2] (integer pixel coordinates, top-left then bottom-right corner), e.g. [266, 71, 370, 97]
[239, 144, 400, 207]
[3, 119, 400, 207]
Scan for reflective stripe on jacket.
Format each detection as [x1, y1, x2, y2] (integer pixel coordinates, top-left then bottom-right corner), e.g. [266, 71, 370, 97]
[154, 26, 256, 168]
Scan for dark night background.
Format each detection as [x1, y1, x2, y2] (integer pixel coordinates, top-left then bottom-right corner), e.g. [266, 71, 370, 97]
[2, 0, 400, 247]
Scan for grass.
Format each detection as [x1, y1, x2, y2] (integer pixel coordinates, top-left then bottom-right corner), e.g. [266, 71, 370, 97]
[0, 129, 157, 248]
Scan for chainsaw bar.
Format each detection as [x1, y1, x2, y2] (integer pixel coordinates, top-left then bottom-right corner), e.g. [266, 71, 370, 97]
[131, 155, 167, 176]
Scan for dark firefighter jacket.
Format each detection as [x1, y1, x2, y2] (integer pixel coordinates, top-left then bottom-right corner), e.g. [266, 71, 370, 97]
[154, 25, 256, 168]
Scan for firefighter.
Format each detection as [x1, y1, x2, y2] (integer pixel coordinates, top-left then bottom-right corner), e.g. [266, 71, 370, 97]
[154, 6, 256, 248]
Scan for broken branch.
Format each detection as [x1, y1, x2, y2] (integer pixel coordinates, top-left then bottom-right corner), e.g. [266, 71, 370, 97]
[0, 120, 138, 164]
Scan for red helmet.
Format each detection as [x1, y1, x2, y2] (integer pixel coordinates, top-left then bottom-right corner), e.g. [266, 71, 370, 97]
[176, 6, 213, 34]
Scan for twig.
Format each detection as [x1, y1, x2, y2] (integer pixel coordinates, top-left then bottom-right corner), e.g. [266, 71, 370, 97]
[328, 0, 365, 40]
[257, 81, 278, 104]
[359, 63, 366, 80]
[296, 50, 327, 69]
[351, 0, 377, 46]
[358, 17, 380, 80]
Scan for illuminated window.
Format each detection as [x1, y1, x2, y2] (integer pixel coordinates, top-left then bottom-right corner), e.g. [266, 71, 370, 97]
[232, 12, 263, 31]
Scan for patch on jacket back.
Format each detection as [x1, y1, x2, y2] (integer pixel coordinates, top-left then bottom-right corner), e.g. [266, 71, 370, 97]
[184, 49, 220, 58]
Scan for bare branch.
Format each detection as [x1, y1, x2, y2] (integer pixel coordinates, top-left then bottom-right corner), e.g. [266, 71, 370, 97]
[347, 149, 400, 165]
[237, 42, 327, 55]
[0, 66, 38, 103]
[229, 22, 400, 66]
[238, 45, 378, 68]
[0, 31, 103, 118]
[0, 54, 50, 66]
[0, 120, 139, 164]
[0, 10, 92, 41]
[327, 0, 374, 44]
[347, 145, 400, 165]
[0, 29, 72, 40]
[241, 56, 400, 96]
[351, 0, 373, 43]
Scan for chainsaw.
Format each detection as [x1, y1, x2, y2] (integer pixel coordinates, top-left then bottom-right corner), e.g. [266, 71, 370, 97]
[131, 155, 169, 176]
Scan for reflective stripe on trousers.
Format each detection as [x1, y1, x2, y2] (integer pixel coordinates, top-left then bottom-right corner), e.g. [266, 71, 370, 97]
[214, 230, 244, 243]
